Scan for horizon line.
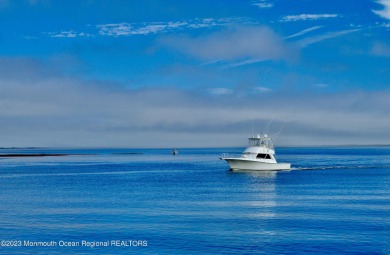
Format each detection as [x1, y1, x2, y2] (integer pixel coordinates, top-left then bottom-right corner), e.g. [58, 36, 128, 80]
[1, 144, 390, 150]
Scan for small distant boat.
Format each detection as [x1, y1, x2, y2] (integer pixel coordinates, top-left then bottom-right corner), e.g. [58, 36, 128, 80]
[220, 133, 291, 171]
[172, 149, 179, 155]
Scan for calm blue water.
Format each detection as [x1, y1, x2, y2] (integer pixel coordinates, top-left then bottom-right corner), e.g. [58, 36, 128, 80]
[1, 147, 390, 254]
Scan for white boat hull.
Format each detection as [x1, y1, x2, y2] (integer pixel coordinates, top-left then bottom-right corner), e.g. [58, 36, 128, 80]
[222, 158, 291, 171]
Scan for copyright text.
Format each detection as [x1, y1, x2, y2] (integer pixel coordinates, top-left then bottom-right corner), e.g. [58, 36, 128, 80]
[0, 240, 148, 248]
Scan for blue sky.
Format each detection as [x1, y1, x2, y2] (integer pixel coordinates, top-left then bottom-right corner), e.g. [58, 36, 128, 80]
[1, 0, 390, 147]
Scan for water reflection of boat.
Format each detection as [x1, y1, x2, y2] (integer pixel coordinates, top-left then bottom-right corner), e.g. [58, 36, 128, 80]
[220, 134, 291, 171]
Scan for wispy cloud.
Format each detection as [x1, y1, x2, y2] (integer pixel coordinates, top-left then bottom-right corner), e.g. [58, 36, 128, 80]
[47, 30, 92, 38]
[252, 0, 273, 8]
[44, 18, 253, 38]
[373, 0, 390, 20]
[221, 58, 267, 68]
[97, 21, 188, 36]
[97, 23, 134, 36]
[296, 29, 360, 47]
[96, 18, 248, 37]
[285, 26, 323, 39]
[282, 14, 338, 22]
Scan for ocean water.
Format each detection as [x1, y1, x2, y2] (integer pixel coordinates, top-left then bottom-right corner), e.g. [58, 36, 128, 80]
[0, 147, 390, 254]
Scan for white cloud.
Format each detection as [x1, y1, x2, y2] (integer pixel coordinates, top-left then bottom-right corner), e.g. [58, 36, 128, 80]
[161, 25, 292, 63]
[373, 0, 390, 20]
[1, 56, 390, 147]
[282, 14, 338, 22]
[2, 73, 390, 147]
[252, 0, 273, 8]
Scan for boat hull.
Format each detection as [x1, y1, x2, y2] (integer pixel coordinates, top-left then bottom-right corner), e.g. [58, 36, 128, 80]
[222, 158, 291, 171]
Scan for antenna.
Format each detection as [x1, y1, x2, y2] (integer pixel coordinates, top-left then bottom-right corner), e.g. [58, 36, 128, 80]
[273, 122, 285, 136]
[251, 119, 254, 138]
[264, 114, 276, 134]
[270, 122, 286, 144]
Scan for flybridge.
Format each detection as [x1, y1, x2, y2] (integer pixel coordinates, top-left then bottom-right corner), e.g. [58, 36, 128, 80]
[248, 133, 274, 150]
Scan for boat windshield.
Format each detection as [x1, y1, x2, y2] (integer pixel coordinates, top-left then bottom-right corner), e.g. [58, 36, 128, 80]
[248, 134, 274, 149]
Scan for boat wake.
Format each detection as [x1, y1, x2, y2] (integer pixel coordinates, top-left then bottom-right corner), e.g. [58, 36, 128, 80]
[292, 165, 390, 171]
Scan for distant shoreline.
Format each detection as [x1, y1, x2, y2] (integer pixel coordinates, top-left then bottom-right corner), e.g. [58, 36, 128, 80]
[0, 154, 70, 157]
[0, 152, 143, 158]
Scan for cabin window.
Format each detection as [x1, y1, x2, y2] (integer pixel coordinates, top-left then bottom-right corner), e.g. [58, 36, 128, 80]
[256, 153, 271, 159]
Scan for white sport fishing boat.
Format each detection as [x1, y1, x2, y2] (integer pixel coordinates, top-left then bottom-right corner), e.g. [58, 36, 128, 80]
[220, 133, 291, 171]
